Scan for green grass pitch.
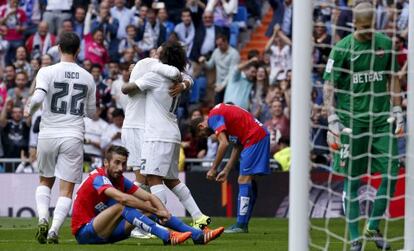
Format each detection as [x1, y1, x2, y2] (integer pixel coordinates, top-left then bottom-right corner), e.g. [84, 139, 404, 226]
[0, 217, 404, 251]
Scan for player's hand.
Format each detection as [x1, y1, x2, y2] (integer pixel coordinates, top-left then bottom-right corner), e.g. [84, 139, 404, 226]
[206, 168, 217, 180]
[214, 84, 224, 93]
[198, 56, 206, 64]
[388, 106, 404, 137]
[156, 209, 171, 224]
[216, 169, 229, 183]
[169, 82, 184, 97]
[327, 114, 352, 151]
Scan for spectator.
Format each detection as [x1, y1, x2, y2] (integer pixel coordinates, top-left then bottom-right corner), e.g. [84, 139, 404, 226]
[186, 0, 206, 28]
[264, 99, 290, 154]
[182, 109, 207, 158]
[19, 0, 41, 35]
[0, 100, 30, 160]
[199, 33, 240, 104]
[159, 0, 186, 24]
[91, 64, 112, 109]
[84, 106, 108, 169]
[40, 54, 53, 67]
[60, 19, 74, 34]
[118, 24, 140, 56]
[174, 8, 195, 56]
[205, 0, 239, 47]
[0, 0, 28, 64]
[4, 64, 15, 88]
[250, 65, 269, 120]
[158, 7, 175, 38]
[131, 0, 143, 23]
[0, 69, 7, 111]
[0, 25, 9, 68]
[25, 21, 57, 60]
[264, 24, 291, 85]
[110, 0, 134, 40]
[137, 8, 167, 55]
[87, 1, 119, 59]
[80, 29, 110, 68]
[13, 46, 32, 77]
[100, 108, 124, 150]
[223, 57, 258, 110]
[111, 63, 130, 110]
[105, 61, 121, 87]
[7, 71, 29, 106]
[72, 6, 87, 39]
[119, 47, 138, 64]
[281, 0, 293, 37]
[42, 0, 73, 35]
[313, 19, 331, 66]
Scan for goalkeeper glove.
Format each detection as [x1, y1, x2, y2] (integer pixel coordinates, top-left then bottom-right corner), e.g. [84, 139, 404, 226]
[327, 114, 352, 151]
[387, 106, 404, 137]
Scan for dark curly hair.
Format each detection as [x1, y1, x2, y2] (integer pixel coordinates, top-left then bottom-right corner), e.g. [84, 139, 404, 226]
[158, 41, 187, 72]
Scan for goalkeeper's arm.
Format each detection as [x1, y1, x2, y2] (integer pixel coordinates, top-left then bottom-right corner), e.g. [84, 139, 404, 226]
[389, 75, 404, 136]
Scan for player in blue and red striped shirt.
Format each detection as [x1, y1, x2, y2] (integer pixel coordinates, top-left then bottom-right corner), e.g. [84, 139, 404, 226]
[192, 103, 271, 233]
[71, 145, 224, 245]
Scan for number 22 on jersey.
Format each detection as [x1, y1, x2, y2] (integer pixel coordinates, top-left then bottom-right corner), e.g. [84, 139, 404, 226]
[51, 82, 88, 116]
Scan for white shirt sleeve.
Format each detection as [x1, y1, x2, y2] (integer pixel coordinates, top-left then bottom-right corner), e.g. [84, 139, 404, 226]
[135, 72, 160, 91]
[85, 75, 96, 119]
[35, 68, 50, 93]
[150, 62, 180, 80]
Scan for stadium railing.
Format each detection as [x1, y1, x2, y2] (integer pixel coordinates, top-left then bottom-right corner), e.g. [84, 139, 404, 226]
[0, 158, 281, 173]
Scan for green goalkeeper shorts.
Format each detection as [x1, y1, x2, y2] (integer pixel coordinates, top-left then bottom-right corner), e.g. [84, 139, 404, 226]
[332, 124, 399, 177]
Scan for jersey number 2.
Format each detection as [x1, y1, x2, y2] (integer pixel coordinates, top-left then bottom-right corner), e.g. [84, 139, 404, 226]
[51, 82, 88, 116]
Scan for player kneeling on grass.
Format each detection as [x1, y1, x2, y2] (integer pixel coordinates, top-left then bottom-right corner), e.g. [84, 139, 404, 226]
[71, 145, 224, 245]
[192, 103, 271, 233]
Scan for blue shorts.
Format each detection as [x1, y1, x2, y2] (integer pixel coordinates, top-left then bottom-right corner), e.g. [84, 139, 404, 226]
[75, 218, 129, 244]
[239, 134, 271, 176]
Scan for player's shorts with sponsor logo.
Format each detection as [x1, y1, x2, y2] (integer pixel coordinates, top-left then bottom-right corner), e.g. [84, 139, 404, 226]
[121, 128, 144, 171]
[333, 124, 399, 177]
[140, 141, 180, 179]
[239, 133, 271, 176]
[37, 137, 83, 183]
[75, 218, 129, 244]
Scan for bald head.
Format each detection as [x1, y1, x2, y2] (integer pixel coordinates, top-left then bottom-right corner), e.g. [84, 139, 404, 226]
[353, 2, 375, 42]
[38, 21, 49, 36]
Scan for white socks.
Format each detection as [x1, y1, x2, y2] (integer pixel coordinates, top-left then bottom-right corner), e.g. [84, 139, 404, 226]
[172, 183, 202, 220]
[35, 185, 51, 223]
[49, 196, 72, 235]
[150, 184, 167, 205]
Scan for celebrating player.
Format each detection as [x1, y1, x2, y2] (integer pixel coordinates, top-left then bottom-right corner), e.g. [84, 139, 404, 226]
[27, 32, 97, 244]
[191, 103, 271, 233]
[122, 41, 211, 229]
[122, 54, 183, 238]
[323, 2, 402, 251]
[71, 145, 224, 245]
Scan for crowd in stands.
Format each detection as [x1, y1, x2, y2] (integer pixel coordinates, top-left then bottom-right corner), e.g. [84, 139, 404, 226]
[0, 0, 408, 173]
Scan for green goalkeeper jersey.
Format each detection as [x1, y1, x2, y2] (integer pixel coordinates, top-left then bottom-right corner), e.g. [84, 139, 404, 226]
[323, 32, 399, 128]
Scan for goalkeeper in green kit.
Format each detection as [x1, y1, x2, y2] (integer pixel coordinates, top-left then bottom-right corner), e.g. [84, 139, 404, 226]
[323, 2, 403, 251]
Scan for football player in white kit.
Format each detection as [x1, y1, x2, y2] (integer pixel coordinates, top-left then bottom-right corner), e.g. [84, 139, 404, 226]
[122, 55, 182, 238]
[26, 32, 96, 244]
[122, 41, 211, 230]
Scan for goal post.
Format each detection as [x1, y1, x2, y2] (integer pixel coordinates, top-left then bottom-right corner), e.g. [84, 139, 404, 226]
[403, 0, 414, 250]
[288, 0, 313, 250]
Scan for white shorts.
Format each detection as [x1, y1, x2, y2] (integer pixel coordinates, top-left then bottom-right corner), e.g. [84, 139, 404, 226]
[37, 137, 84, 184]
[121, 128, 144, 171]
[140, 141, 180, 180]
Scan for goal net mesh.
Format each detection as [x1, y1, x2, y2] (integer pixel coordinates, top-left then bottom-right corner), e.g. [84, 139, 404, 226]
[308, 1, 407, 250]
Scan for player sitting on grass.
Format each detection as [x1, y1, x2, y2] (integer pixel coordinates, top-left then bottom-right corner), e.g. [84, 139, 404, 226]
[71, 145, 224, 245]
[191, 103, 271, 233]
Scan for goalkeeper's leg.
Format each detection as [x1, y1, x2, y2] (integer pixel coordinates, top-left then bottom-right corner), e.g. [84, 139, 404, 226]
[343, 177, 361, 241]
[367, 175, 397, 230]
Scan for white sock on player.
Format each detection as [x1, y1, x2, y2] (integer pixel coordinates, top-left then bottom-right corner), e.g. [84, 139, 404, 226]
[172, 183, 202, 220]
[49, 196, 72, 235]
[150, 184, 167, 205]
[35, 185, 51, 223]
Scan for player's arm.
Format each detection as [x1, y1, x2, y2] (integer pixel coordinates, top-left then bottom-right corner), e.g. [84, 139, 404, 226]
[132, 188, 168, 213]
[169, 72, 193, 97]
[216, 143, 242, 182]
[104, 187, 161, 214]
[206, 132, 230, 180]
[150, 62, 181, 81]
[85, 77, 97, 119]
[26, 68, 49, 116]
[323, 80, 335, 116]
[121, 73, 156, 95]
[389, 73, 404, 136]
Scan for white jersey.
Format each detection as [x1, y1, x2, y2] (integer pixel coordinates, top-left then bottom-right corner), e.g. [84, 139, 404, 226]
[84, 117, 108, 156]
[136, 72, 181, 143]
[123, 58, 180, 129]
[35, 62, 96, 140]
